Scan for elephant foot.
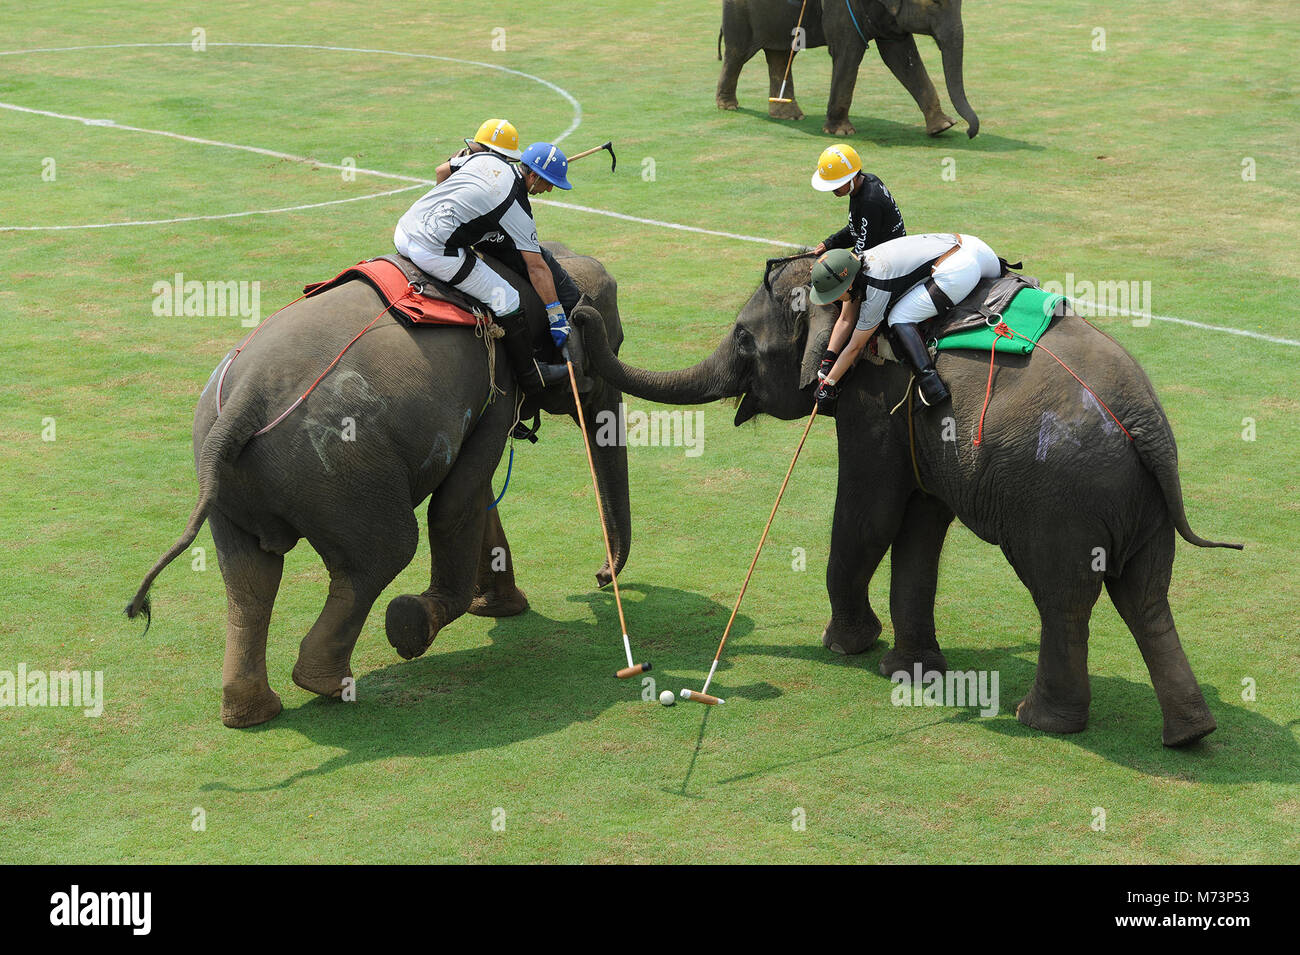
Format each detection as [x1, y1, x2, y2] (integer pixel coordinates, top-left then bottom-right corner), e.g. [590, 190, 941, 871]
[879, 645, 949, 679]
[717, 96, 739, 111]
[468, 585, 529, 617]
[1161, 705, 1216, 748]
[925, 114, 957, 136]
[221, 681, 282, 728]
[823, 118, 856, 137]
[821, 617, 882, 655]
[768, 100, 804, 121]
[290, 659, 353, 698]
[385, 593, 441, 660]
[1014, 691, 1088, 736]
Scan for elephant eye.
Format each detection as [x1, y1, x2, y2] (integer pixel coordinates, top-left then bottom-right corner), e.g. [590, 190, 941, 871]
[734, 325, 756, 356]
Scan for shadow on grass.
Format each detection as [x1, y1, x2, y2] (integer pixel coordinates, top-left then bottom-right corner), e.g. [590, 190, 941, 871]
[200, 583, 762, 792]
[730, 107, 1043, 152]
[741, 640, 1300, 784]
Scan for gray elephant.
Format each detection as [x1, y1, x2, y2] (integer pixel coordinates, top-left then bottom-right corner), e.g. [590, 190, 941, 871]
[126, 245, 630, 728]
[717, 0, 979, 137]
[574, 259, 1239, 746]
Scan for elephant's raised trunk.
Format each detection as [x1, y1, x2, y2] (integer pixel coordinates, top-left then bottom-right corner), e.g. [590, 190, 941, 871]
[936, 20, 978, 138]
[577, 306, 743, 406]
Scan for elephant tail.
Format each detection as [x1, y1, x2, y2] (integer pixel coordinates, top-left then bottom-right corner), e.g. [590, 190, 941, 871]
[124, 405, 252, 632]
[1133, 426, 1243, 551]
[718, 27, 723, 60]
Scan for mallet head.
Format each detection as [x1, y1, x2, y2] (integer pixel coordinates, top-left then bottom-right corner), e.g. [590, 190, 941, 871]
[616, 662, 652, 679]
[680, 688, 724, 705]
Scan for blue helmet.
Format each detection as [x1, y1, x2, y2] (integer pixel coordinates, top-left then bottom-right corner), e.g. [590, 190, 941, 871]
[520, 142, 572, 190]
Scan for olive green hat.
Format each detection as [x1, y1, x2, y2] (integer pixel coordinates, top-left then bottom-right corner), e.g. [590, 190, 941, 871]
[808, 248, 861, 305]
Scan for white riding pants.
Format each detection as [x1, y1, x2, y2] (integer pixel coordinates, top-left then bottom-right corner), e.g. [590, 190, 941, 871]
[394, 225, 520, 315]
[887, 234, 1001, 326]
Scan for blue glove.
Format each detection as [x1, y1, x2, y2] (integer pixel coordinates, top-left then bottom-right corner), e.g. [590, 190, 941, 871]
[546, 302, 570, 348]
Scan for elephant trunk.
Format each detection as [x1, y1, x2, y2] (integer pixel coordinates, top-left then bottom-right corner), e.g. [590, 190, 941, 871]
[936, 21, 979, 138]
[578, 308, 742, 405]
[586, 388, 633, 586]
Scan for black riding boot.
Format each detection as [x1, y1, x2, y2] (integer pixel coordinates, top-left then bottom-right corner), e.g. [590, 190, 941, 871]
[496, 308, 566, 396]
[891, 322, 950, 407]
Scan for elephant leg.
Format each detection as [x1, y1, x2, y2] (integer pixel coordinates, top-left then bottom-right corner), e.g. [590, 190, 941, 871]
[875, 35, 955, 136]
[764, 48, 804, 120]
[468, 504, 529, 617]
[209, 509, 285, 728]
[879, 491, 955, 677]
[824, 38, 866, 136]
[386, 484, 489, 659]
[1104, 525, 1215, 747]
[717, 43, 758, 110]
[822, 447, 910, 655]
[1011, 547, 1103, 735]
[293, 505, 420, 695]
[386, 402, 510, 659]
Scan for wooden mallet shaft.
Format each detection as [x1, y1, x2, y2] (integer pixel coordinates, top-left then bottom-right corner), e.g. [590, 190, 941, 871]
[565, 360, 649, 677]
[769, 0, 808, 104]
[700, 406, 819, 695]
[567, 141, 616, 170]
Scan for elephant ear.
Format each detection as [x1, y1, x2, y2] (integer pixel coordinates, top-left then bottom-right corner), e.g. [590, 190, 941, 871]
[799, 305, 837, 390]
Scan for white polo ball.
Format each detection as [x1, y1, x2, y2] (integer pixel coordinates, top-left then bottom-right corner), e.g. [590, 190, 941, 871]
[659, 689, 676, 707]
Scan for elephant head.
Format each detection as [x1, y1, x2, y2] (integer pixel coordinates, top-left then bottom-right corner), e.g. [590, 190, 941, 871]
[575, 257, 835, 424]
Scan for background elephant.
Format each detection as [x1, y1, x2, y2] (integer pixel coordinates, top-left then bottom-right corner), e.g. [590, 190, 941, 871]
[127, 244, 630, 728]
[717, 0, 979, 137]
[575, 258, 1238, 746]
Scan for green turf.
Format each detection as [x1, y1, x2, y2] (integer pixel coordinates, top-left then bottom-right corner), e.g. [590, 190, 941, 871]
[1, 0, 1297, 864]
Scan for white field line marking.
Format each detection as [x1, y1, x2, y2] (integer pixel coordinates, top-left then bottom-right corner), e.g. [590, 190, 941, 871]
[0, 41, 583, 144]
[0, 184, 427, 231]
[1072, 300, 1300, 348]
[2, 45, 1291, 348]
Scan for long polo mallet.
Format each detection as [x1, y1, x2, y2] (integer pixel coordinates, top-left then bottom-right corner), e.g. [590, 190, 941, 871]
[566, 141, 617, 171]
[682, 406, 820, 705]
[565, 359, 649, 679]
[770, 0, 810, 105]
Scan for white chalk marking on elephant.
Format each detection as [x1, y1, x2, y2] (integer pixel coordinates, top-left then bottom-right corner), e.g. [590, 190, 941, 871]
[201, 351, 235, 398]
[421, 433, 455, 474]
[1035, 410, 1082, 462]
[1079, 388, 1119, 435]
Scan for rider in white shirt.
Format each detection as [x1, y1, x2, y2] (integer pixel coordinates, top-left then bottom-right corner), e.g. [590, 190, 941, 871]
[809, 233, 1003, 409]
[394, 140, 573, 396]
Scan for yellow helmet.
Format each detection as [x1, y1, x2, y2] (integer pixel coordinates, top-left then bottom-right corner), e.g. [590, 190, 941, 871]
[466, 118, 523, 160]
[811, 143, 862, 192]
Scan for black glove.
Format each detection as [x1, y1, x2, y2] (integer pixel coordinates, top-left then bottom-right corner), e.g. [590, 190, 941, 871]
[815, 379, 840, 416]
[818, 349, 839, 381]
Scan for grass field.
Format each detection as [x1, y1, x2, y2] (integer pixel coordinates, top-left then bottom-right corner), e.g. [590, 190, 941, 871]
[1, 0, 1297, 864]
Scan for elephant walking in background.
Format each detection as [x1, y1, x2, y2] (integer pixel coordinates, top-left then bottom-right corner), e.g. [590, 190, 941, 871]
[127, 245, 630, 728]
[574, 260, 1239, 746]
[717, 0, 979, 138]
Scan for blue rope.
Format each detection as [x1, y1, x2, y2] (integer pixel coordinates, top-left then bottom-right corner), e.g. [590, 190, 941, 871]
[487, 441, 514, 510]
[844, 0, 870, 47]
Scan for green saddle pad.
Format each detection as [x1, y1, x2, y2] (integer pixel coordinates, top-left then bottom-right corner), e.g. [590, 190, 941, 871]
[934, 286, 1065, 354]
